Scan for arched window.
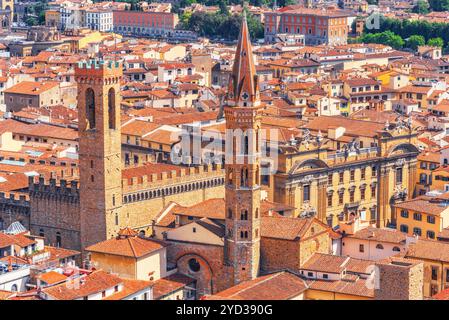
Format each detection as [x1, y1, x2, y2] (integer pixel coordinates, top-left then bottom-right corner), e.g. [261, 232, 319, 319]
[243, 133, 249, 155]
[256, 129, 259, 152]
[115, 213, 119, 226]
[240, 210, 248, 220]
[376, 244, 384, 250]
[11, 284, 17, 292]
[39, 229, 44, 237]
[56, 232, 61, 247]
[255, 208, 259, 219]
[227, 208, 233, 219]
[108, 88, 116, 129]
[255, 166, 260, 185]
[85, 88, 96, 129]
[392, 246, 401, 252]
[241, 168, 249, 187]
[228, 168, 233, 185]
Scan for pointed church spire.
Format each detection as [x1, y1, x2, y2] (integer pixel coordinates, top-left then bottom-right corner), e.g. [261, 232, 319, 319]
[228, 12, 260, 108]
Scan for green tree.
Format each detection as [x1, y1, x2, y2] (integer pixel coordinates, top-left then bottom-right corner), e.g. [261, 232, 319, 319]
[406, 35, 426, 50]
[428, 37, 445, 47]
[219, 0, 229, 15]
[429, 0, 449, 11]
[413, 0, 430, 14]
[25, 16, 38, 26]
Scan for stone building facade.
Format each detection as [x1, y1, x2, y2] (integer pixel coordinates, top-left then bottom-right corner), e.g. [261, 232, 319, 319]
[26, 60, 225, 253]
[223, 13, 262, 286]
[268, 118, 419, 228]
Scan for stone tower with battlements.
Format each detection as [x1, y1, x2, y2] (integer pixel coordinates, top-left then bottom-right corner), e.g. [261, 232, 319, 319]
[223, 14, 262, 284]
[75, 59, 123, 251]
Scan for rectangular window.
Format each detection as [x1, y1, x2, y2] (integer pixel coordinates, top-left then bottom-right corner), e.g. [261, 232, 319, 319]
[349, 190, 355, 203]
[350, 170, 355, 182]
[338, 192, 344, 205]
[427, 231, 435, 239]
[303, 185, 310, 202]
[361, 168, 366, 180]
[413, 227, 422, 236]
[328, 174, 333, 185]
[432, 266, 438, 281]
[327, 194, 332, 207]
[359, 244, 364, 253]
[396, 167, 403, 184]
[427, 215, 435, 224]
[339, 172, 344, 183]
[400, 210, 409, 218]
[372, 166, 377, 177]
[413, 213, 422, 221]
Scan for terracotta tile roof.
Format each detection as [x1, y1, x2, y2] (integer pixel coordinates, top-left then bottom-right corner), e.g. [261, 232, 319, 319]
[305, 116, 385, 138]
[301, 253, 349, 274]
[417, 151, 440, 163]
[153, 111, 219, 126]
[209, 271, 307, 300]
[38, 271, 68, 285]
[306, 277, 374, 298]
[433, 287, 449, 300]
[4, 81, 59, 95]
[41, 270, 153, 300]
[153, 273, 195, 300]
[120, 119, 160, 137]
[86, 235, 167, 258]
[42, 270, 123, 300]
[260, 216, 314, 241]
[103, 278, 153, 300]
[406, 239, 449, 263]
[0, 233, 16, 249]
[173, 198, 225, 220]
[347, 227, 407, 244]
[394, 197, 449, 216]
[0, 232, 35, 249]
[142, 129, 179, 145]
[0, 119, 78, 141]
[41, 246, 80, 263]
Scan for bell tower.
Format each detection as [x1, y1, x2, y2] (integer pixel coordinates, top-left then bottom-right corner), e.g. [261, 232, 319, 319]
[223, 14, 262, 284]
[75, 59, 123, 251]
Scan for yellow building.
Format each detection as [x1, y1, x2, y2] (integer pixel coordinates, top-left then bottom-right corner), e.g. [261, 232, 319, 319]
[86, 228, 197, 300]
[268, 116, 419, 228]
[431, 166, 449, 192]
[45, 10, 60, 28]
[416, 151, 440, 195]
[405, 239, 449, 297]
[395, 195, 449, 240]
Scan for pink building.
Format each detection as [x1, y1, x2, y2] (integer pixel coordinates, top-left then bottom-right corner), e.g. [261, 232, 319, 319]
[113, 10, 179, 37]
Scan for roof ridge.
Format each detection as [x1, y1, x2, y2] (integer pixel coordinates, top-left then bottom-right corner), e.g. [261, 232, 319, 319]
[228, 273, 281, 297]
[127, 237, 138, 257]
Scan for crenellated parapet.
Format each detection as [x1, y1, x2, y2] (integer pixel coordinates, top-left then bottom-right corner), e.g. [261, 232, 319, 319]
[28, 176, 80, 204]
[0, 192, 30, 210]
[75, 59, 122, 85]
